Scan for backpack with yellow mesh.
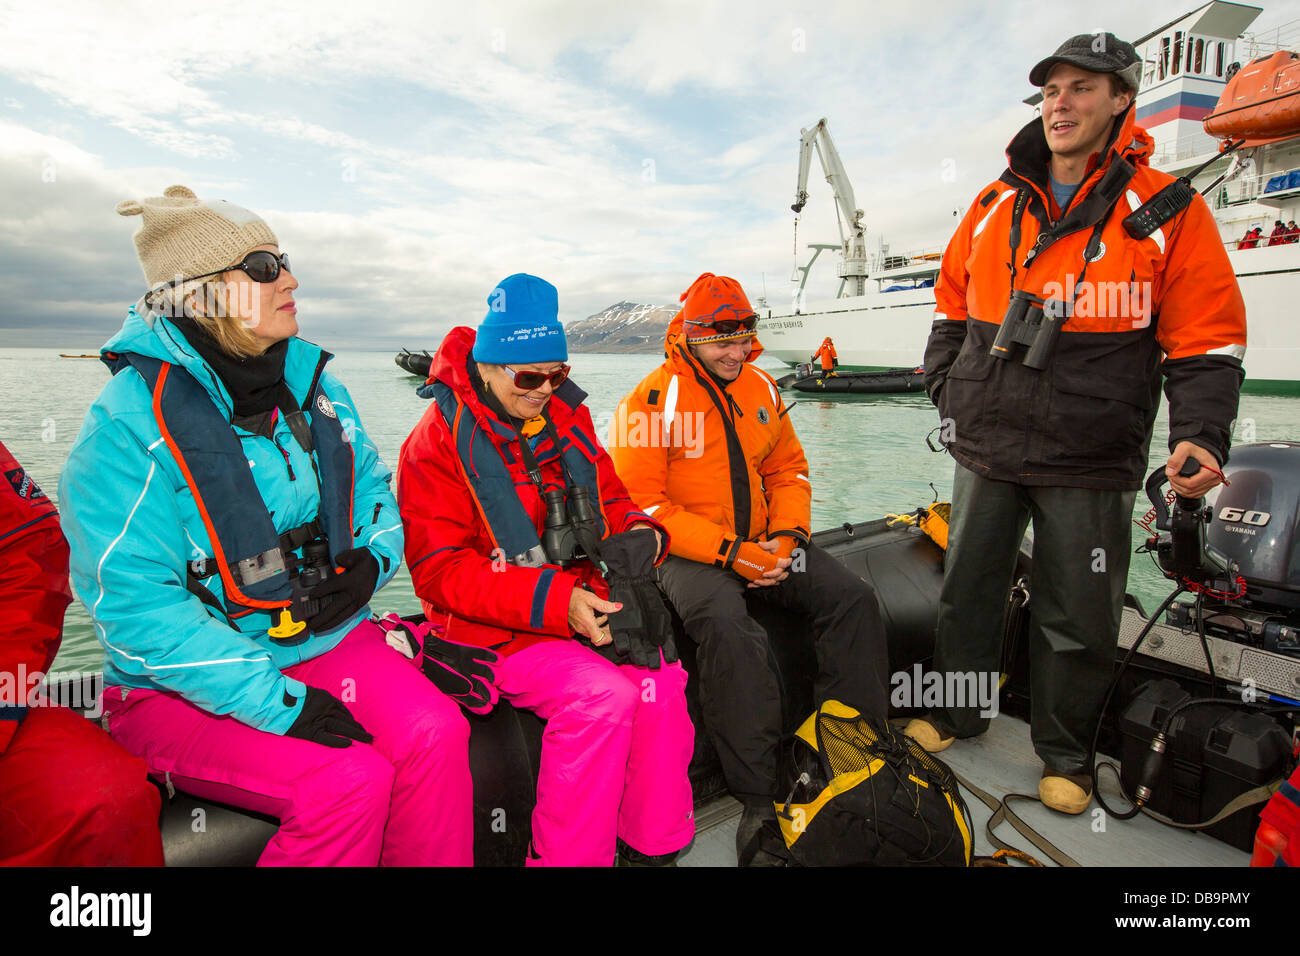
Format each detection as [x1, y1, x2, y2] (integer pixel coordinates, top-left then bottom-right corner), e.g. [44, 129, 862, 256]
[775, 700, 973, 866]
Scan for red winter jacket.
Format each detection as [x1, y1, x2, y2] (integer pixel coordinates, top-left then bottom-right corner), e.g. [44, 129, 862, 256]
[1, 440, 73, 754]
[396, 328, 665, 656]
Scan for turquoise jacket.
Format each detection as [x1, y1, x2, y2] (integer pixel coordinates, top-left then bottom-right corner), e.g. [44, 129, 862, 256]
[59, 303, 403, 734]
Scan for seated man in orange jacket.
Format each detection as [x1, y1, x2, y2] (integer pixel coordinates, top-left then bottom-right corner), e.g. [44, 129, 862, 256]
[610, 272, 889, 866]
[0, 438, 163, 865]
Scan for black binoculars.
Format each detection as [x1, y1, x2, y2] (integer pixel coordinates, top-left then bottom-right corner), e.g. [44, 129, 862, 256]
[283, 539, 333, 636]
[989, 289, 1070, 370]
[541, 486, 600, 567]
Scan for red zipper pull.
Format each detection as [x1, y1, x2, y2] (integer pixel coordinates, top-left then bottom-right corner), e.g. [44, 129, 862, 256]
[276, 440, 296, 481]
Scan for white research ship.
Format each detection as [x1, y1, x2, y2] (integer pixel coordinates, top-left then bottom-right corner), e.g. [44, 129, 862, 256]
[759, 1, 1300, 394]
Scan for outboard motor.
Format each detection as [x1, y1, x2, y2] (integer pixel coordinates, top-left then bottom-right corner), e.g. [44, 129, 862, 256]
[1143, 442, 1300, 657]
[1207, 443, 1300, 611]
[1101, 444, 1300, 841]
[1194, 442, 1300, 656]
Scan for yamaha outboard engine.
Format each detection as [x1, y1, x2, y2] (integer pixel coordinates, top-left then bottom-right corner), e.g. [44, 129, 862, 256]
[1207, 443, 1300, 611]
[1192, 442, 1300, 656]
[1144, 441, 1300, 656]
[1104, 444, 1300, 846]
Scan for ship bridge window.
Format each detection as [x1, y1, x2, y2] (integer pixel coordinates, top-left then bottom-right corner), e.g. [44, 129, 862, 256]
[1173, 31, 1183, 75]
[1159, 36, 1170, 80]
[1193, 38, 1204, 74]
[1214, 42, 1225, 77]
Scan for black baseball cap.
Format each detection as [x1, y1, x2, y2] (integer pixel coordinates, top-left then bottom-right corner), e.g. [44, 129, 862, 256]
[1030, 32, 1142, 92]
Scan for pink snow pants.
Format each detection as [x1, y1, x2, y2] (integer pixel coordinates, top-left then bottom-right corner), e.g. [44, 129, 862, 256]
[102, 618, 473, 866]
[494, 640, 696, 866]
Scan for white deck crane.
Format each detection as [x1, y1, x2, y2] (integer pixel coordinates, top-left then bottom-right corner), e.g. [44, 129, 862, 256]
[791, 118, 868, 297]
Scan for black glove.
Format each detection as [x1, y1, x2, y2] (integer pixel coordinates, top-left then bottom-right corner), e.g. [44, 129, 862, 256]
[306, 547, 380, 633]
[376, 613, 501, 715]
[597, 528, 677, 670]
[423, 632, 500, 715]
[285, 686, 373, 748]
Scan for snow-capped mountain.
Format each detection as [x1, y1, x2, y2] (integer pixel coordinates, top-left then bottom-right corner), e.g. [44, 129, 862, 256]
[564, 301, 678, 354]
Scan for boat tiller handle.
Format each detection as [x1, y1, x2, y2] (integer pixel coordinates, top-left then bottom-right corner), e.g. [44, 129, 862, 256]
[1143, 458, 1202, 532]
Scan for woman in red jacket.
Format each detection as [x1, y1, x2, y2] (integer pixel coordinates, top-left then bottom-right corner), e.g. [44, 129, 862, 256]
[397, 274, 695, 866]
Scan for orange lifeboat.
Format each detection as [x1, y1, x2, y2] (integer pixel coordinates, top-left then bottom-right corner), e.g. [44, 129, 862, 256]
[1203, 49, 1300, 146]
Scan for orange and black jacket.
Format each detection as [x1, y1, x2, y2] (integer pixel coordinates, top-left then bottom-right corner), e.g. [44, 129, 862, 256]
[610, 315, 811, 568]
[925, 105, 1246, 489]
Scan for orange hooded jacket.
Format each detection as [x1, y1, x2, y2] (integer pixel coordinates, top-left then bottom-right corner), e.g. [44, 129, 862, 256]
[925, 104, 1246, 489]
[609, 316, 811, 577]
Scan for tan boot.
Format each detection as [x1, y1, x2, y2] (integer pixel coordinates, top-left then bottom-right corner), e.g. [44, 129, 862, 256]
[903, 716, 954, 753]
[1038, 767, 1093, 815]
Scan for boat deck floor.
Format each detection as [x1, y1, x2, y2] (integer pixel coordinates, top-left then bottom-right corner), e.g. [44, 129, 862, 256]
[678, 712, 1250, 867]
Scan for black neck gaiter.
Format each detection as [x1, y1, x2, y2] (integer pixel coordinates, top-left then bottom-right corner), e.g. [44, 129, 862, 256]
[172, 315, 292, 417]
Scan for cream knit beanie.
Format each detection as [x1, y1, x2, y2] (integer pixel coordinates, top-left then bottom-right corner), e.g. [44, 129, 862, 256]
[116, 185, 278, 289]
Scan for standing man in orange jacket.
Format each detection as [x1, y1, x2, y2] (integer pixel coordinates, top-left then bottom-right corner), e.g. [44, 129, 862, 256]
[909, 33, 1246, 814]
[610, 273, 889, 865]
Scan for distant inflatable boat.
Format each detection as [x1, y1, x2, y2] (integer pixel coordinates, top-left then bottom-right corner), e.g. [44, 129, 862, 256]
[395, 348, 433, 378]
[776, 366, 926, 394]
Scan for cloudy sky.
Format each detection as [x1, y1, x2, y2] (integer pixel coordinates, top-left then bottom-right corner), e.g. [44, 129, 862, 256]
[3, 0, 1298, 350]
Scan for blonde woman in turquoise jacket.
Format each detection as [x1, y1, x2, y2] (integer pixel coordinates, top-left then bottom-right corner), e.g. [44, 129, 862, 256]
[59, 186, 473, 865]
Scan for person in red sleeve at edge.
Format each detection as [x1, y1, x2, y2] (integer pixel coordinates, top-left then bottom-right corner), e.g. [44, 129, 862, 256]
[0, 440, 163, 865]
[397, 273, 694, 867]
[908, 32, 1247, 815]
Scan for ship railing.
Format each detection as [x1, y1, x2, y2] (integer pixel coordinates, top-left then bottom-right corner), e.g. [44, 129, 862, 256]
[1238, 18, 1300, 60]
[1148, 131, 1222, 167]
[869, 248, 945, 272]
[1213, 172, 1267, 206]
[1212, 167, 1300, 208]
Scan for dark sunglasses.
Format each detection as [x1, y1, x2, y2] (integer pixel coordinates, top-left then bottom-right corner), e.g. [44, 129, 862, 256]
[694, 315, 757, 336]
[503, 364, 570, 390]
[188, 250, 292, 284]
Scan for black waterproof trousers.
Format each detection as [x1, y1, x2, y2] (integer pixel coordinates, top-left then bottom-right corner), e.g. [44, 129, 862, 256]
[931, 464, 1136, 775]
[658, 542, 890, 803]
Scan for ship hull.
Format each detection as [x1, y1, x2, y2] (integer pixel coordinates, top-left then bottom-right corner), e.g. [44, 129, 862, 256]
[760, 248, 1299, 394]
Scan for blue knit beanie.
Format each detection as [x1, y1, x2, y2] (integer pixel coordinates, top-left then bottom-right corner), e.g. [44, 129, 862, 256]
[472, 273, 568, 365]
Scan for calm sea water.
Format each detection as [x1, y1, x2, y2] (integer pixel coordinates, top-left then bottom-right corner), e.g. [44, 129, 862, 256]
[2, 345, 1295, 673]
